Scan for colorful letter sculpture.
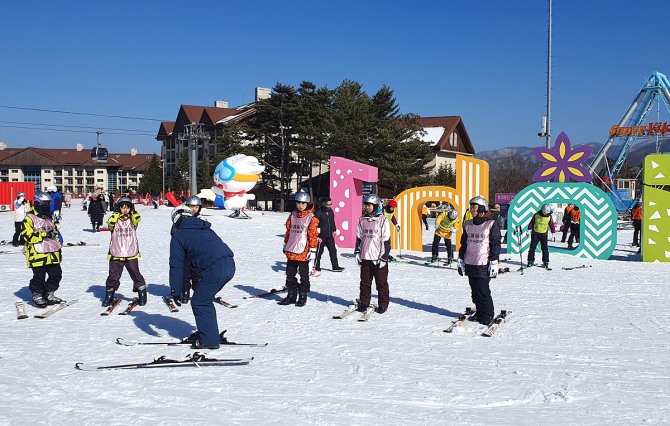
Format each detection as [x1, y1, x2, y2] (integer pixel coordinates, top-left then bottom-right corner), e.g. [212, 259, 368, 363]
[393, 155, 489, 253]
[211, 154, 265, 211]
[641, 154, 670, 262]
[329, 157, 378, 249]
[507, 182, 617, 259]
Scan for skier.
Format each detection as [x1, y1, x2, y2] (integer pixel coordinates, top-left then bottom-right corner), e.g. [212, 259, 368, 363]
[456, 195, 501, 325]
[21, 191, 64, 308]
[631, 201, 642, 247]
[13, 192, 30, 246]
[88, 193, 106, 232]
[279, 191, 319, 307]
[47, 186, 63, 221]
[567, 205, 581, 250]
[102, 197, 147, 307]
[354, 194, 391, 314]
[170, 195, 204, 304]
[169, 206, 235, 350]
[526, 204, 556, 268]
[421, 204, 429, 230]
[382, 199, 401, 261]
[314, 197, 344, 274]
[560, 204, 574, 243]
[431, 208, 460, 264]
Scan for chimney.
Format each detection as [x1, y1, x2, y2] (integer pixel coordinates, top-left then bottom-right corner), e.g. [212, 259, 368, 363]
[0, 141, 6, 150]
[255, 87, 271, 101]
[214, 100, 228, 108]
[76, 143, 84, 151]
[130, 148, 137, 156]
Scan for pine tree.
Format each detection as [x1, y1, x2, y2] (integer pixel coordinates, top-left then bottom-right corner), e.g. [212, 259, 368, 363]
[171, 152, 190, 193]
[138, 155, 163, 195]
[433, 162, 457, 187]
[197, 157, 212, 192]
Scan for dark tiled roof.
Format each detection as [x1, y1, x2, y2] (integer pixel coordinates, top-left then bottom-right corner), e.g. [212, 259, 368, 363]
[0, 147, 157, 171]
[415, 116, 475, 155]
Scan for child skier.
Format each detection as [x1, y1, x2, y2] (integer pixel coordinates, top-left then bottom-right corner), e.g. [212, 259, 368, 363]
[457, 196, 501, 325]
[526, 204, 556, 268]
[21, 191, 64, 308]
[279, 191, 319, 307]
[431, 208, 460, 264]
[354, 194, 391, 314]
[13, 192, 30, 246]
[170, 195, 204, 305]
[102, 197, 147, 307]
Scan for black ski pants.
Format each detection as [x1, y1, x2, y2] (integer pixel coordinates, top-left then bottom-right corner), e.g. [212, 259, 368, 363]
[431, 234, 454, 260]
[467, 275, 494, 321]
[12, 222, 24, 246]
[567, 223, 580, 246]
[315, 237, 340, 270]
[29, 263, 62, 295]
[632, 219, 641, 246]
[560, 219, 571, 242]
[359, 260, 389, 310]
[422, 214, 429, 230]
[527, 232, 549, 265]
[286, 259, 310, 293]
[105, 258, 146, 291]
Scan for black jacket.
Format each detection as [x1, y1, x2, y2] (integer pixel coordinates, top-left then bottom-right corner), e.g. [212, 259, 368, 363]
[315, 205, 337, 239]
[458, 216, 502, 278]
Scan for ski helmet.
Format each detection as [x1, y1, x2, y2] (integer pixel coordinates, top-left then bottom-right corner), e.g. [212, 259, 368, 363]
[46, 185, 57, 193]
[34, 191, 52, 205]
[17, 192, 25, 198]
[294, 192, 311, 203]
[469, 195, 489, 213]
[362, 194, 381, 206]
[387, 199, 398, 208]
[448, 209, 459, 220]
[115, 196, 134, 211]
[541, 204, 552, 215]
[185, 195, 202, 206]
[171, 205, 192, 224]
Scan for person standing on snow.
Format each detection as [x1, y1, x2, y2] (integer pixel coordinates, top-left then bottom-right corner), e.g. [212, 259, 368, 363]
[21, 192, 64, 308]
[560, 203, 574, 243]
[169, 206, 235, 350]
[567, 205, 581, 250]
[431, 208, 460, 264]
[457, 196, 501, 325]
[382, 199, 400, 261]
[314, 197, 344, 275]
[101, 197, 147, 307]
[279, 192, 319, 307]
[526, 204, 556, 268]
[631, 201, 642, 247]
[170, 195, 205, 304]
[354, 194, 391, 314]
[421, 204, 429, 230]
[47, 186, 63, 222]
[13, 192, 30, 247]
[88, 193, 106, 232]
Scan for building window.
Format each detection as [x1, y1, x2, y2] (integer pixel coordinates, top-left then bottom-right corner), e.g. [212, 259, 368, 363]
[76, 171, 83, 176]
[0, 170, 7, 176]
[11, 169, 20, 173]
[86, 171, 94, 176]
[96, 170, 104, 174]
[97, 179, 104, 183]
[22, 166, 41, 191]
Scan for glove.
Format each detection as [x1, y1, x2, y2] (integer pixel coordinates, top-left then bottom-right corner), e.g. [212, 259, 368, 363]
[282, 242, 286, 252]
[171, 290, 182, 306]
[307, 248, 317, 261]
[551, 233, 556, 241]
[396, 224, 401, 231]
[457, 258, 465, 276]
[488, 260, 499, 278]
[450, 227, 456, 234]
[376, 256, 388, 269]
[355, 250, 361, 266]
[525, 230, 531, 238]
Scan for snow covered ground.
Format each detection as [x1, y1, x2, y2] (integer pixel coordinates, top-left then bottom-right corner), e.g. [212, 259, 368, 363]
[0, 201, 668, 425]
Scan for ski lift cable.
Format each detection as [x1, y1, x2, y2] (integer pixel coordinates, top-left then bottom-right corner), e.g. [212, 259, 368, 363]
[0, 105, 164, 122]
[0, 119, 155, 134]
[0, 124, 153, 136]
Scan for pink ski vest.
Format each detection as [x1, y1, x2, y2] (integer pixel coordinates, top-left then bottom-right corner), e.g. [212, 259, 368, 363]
[109, 217, 139, 258]
[285, 212, 314, 254]
[358, 215, 387, 260]
[26, 213, 61, 254]
[463, 219, 494, 266]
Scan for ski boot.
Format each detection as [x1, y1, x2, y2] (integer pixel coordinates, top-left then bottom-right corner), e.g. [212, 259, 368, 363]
[357, 304, 369, 312]
[32, 292, 47, 308]
[102, 289, 115, 307]
[527, 261, 534, 267]
[277, 289, 298, 305]
[45, 292, 63, 305]
[182, 331, 200, 344]
[543, 262, 550, 269]
[137, 285, 147, 306]
[376, 306, 388, 314]
[296, 293, 308, 307]
[332, 266, 345, 272]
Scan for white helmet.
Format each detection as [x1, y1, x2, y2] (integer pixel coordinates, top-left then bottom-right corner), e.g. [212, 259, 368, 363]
[469, 195, 489, 212]
[362, 194, 381, 206]
[448, 209, 459, 220]
[294, 192, 311, 203]
[185, 195, 202, 206]
[46, 185, 58, 193]
[541, 204, 552, 215]
[171, 205, 192, 224]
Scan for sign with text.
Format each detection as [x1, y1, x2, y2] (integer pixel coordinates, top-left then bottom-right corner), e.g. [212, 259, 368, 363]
[495, 193, 516, 204]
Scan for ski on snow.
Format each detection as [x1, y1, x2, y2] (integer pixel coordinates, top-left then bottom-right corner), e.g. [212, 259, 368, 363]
[163, 296, 179, 312]
[242, 287, 286, 299]
[100, 298, 123, 316]
[562, 264, 591, 271]
[443, 307, 475, 333]
[75, 352, 253, 370]
[333, 303, 360, 319]
[116, 331, 268, 347]
[214, 297, 238, 308]
[16, 301, 28, 319]
[118, 298, 140, 315]
[481, 310, 511, 337]
[332, 301, 377, 321]
[34, 299, 78, 319]
[357, 305, 377, 321]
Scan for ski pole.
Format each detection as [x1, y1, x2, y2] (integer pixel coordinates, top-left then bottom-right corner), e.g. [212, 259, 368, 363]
[311, 238, 322, 275]
[516, 225, 524, 275]
[397, 228, 402, 258]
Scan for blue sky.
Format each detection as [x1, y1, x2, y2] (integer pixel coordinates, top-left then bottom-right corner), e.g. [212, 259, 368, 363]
[1, 0, 669, 155]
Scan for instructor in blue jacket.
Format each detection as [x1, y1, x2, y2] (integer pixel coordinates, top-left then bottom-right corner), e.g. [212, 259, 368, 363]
[169, 206, 235, 349]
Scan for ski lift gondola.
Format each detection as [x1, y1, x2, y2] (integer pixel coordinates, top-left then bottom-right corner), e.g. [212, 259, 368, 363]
[91, 131, 108, 163]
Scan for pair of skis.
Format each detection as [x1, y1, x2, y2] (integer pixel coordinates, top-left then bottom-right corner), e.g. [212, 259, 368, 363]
[242, 286, 286, 300]
[116, 331, 267, 348]
[16, 299, 78, 319]
[76, 352, 253, 371]
[101, 298, 140, 316]
[161, 295, 238, 312]
[443, 307, 511, 336]
[332, 303, 377, 322]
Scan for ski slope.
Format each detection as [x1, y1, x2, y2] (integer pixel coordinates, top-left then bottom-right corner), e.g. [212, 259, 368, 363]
[0, 201, 668, 425]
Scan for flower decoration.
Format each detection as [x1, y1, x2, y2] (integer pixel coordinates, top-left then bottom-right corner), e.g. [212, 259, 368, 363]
[532, 132, 593, 182]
